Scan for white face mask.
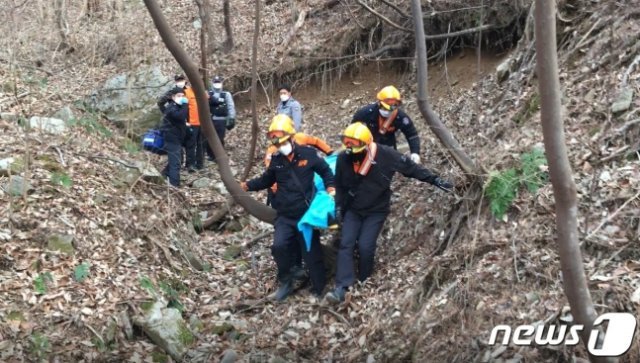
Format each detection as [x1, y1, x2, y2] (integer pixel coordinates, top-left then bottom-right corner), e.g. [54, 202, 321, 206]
[379, 109, 390, 118]
[176, 81, 186, 88]
[280, 94, 290, 102]
[212, 82, 223, 90]
[278, 142, 293, 156]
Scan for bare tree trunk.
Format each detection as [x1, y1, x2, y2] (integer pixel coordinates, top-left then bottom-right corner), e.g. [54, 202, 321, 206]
[110, 0, 123, 21]
[194, 0, 210, 84]
[205, 0, 216, 54]
[222, 0, 234, 53]
[409, 0, 479, 177]
[475, 0, 484, 123]
[86, 0, 99, 17]
[534, 1, 615, 362]
[54, 0, 70, 50]
[143, 0, 276, 224]
[242, 0, 261, 181]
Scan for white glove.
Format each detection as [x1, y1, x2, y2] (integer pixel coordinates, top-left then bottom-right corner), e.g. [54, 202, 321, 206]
[410, 153, 421, 164]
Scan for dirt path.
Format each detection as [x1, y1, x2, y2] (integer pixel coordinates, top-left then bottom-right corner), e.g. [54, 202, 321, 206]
[235, 47, 507, 120]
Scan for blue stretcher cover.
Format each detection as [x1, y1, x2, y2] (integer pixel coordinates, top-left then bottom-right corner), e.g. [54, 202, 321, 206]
[297, 154, 337, 251]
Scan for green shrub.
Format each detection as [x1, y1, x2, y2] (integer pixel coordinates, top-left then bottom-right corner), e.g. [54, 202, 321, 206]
[68, 114, 112, 138]
[192, 213, 203, 231]
[484, 148, 548, 219]
[123, 139, 140, 154]
[74, 262, 90, 282]
[159, 280, 185, 312]
[485, 169, 519, 219]
[51, 172, 73, 189]
[33, 272, 53, 295]
[139, 275, 186, 312]
[520, 148, 548, 193]
[139, 276, 156, 294]
[29, 332, 50, 361]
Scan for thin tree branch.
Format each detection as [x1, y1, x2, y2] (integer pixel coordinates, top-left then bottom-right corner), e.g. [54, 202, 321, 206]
[244, 230, 272, 249]
[425, 24, 492, 40]
[357, 0, 411, 32]
[424, 4, 487, 16]
[622, 54, 640, 86]
[278, 9, 307, 55]
[378, 0, 409, 19]
[410, 0, 480, 177]
[202, 196, 234, 229]
[585, 190, 640, 241]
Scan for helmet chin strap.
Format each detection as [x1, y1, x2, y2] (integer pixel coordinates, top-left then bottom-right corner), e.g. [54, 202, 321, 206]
[346, 144, 367, 155]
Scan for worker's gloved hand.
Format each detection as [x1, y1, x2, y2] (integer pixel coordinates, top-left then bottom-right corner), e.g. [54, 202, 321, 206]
[433, 177, 453, 193]
[225, 117, 236, 130]
[326, 187, 336, 198]
[240, 182, 248, 192]
[410, 153, 421, 164]
[329, 207, 343, 230]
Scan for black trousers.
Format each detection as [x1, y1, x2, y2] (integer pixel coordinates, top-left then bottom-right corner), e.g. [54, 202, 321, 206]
[162, 140, 182, 187]
[273, 215, 325, 295]
[205, 118, 227, 160]
[189, 126, 204, 168]
[267, 189, 303, 267]
[182, 128, 196, 168]
[335, 210, 388, 288]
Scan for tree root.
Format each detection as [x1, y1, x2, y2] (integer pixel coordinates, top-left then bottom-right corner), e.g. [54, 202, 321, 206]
[202, 196, 234, 229]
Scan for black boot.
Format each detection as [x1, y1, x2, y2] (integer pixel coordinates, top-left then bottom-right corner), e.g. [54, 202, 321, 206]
[274, 279, 294, 302]
[324, 287, 346, 304]
[290, 265, 308, 281]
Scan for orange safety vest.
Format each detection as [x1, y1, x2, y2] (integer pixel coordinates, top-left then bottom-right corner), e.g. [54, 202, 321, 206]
[184, 87, 200, 126]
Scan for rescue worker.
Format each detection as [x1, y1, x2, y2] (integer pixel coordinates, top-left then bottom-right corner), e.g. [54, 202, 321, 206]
[240, 120, 335, 301]
[206, 75, 236, 161]
[263, 114, 334, 284]
[184, 81, 204, 170]
[351, 85, 422, 164]
[276, 84, 303, 131]
[324, 122, 453, 303]
[157, 75, 187, 112]
[160, 89, 189, 187]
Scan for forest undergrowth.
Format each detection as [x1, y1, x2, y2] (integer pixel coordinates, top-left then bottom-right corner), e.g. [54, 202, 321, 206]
[0, 0, 639, 362]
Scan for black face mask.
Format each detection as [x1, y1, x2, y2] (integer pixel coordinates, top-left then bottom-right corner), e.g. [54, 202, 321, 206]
[347, 151, 366, 163]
